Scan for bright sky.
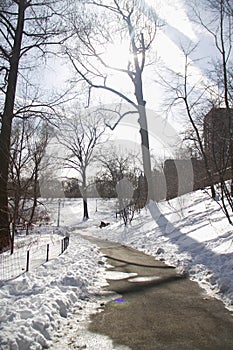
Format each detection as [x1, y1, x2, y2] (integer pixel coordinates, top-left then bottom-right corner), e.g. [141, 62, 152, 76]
[104, 0, 216, 156]
[100, 0, 213, 106]
[45, 0, 217, 175]
[153, 0, 198, 41]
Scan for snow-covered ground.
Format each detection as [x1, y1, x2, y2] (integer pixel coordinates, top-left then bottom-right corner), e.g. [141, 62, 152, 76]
[92, 193, 233, 309]
[0, 191, 233, 349]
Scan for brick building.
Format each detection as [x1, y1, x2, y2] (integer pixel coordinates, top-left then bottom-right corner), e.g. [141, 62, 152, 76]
[203, 107, 233, 172]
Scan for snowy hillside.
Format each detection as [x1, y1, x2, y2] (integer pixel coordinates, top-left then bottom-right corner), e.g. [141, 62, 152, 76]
[0, 190, 232, 349]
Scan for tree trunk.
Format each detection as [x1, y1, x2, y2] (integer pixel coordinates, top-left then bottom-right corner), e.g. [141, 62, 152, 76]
[134, 73, 154, 201]
[130, 28, 154, 202]
[83, 197, 89, 220]
[29, 163, 39, 226]
[137, 104, 154, 201]
[10, 191, 20, 254]
[82, 173, 89, 220]
[0, 1, 25, 251]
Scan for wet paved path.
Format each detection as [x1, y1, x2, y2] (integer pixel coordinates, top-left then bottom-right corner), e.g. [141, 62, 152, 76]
[84, 235, 233, 350]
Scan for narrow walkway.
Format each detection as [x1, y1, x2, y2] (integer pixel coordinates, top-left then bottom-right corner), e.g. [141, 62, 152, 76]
[84, 236, 233, 350]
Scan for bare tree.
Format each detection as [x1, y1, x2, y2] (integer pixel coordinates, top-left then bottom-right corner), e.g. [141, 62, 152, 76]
[0, 0, 75, 251]
[158, 42, 233, 222]
[57, 108, 106, 220]
[62, 178, 82, 198]
[96, 146, 146, 224]
[97, 148, 135, 187]
[190, 0, 233, 193]
[157, 44, 216, 191]
[65, 0, 159, 203]
[96, 147, 141, 191]
[27, 120, 51, 226]
[8, 117, 50, 253]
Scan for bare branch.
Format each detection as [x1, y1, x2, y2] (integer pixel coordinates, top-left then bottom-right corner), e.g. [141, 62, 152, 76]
[66, 49, 137, 108]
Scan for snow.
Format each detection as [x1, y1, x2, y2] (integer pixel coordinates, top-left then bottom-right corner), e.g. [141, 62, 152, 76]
[90, 193, 233, 310]
[0, 191, 233, 349]
[104, 271, 138, 280]
[0, 231, 109, 349]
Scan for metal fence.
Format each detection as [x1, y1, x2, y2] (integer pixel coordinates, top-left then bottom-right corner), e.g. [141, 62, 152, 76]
[0, 237, 69, 282]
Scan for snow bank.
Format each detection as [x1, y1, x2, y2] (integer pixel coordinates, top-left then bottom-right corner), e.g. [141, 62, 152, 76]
[0, 234, 106, 350]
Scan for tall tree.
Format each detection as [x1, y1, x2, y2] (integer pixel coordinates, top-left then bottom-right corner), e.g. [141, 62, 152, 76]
[0, 0, 68, 251]
[65, 0, 158, 202]
[190, 0, 233, 193]
[57, 107, 106, 220]
[158, 44, 218, 193]
[158, 41, 233, 221]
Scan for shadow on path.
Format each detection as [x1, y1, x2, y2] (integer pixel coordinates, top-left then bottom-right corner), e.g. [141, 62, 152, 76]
[87, 238, 233, 350]
[103, 255, 176, 269]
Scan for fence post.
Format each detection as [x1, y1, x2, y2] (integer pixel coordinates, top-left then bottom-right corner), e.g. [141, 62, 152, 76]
[46, 244, 49, 262]
[26, 251, 30, 272]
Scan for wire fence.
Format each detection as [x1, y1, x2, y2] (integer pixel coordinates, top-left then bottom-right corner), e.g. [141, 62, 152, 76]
[0, 237, 69, 282]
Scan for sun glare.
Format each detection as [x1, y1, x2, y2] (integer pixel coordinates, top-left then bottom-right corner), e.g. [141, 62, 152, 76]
[104, 40, 132, 69]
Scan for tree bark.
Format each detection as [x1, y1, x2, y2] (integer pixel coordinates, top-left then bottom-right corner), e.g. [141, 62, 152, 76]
[29, 162, 39, 227]
[134, 64, 154, 200]
[137, 104, 154, 201]
[129, 27, 154, 201]
[83, 198, 89, 220]
[0, 0, 26, 251]
[82, 173, 89, 220]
